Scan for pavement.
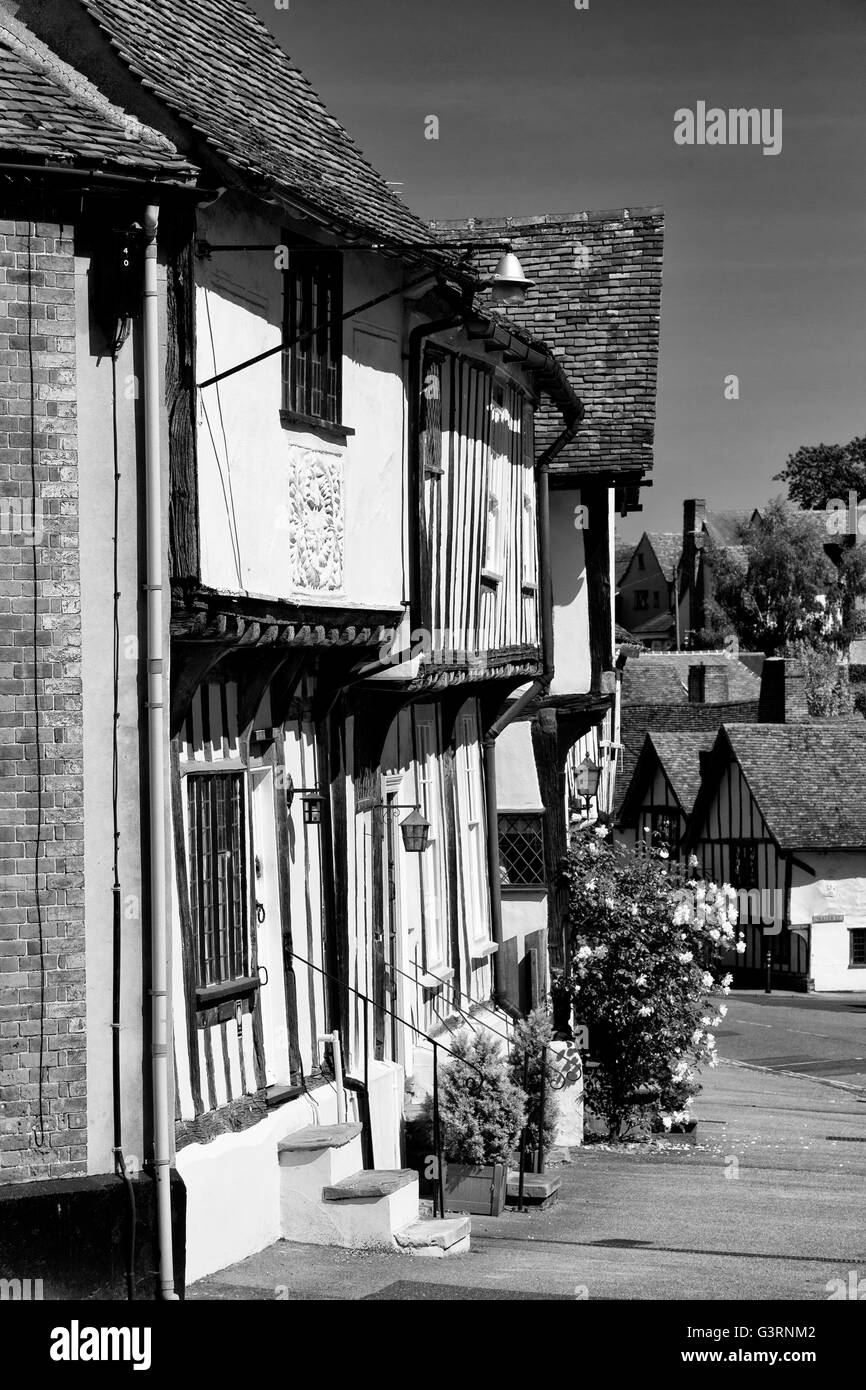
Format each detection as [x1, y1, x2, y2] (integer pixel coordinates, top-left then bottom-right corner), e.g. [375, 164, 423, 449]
[188, 991, 866, 1301]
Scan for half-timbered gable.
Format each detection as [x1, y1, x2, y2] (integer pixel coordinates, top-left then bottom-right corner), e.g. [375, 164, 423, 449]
[617, 731, 714, 856]
[687, 722, 866, 992]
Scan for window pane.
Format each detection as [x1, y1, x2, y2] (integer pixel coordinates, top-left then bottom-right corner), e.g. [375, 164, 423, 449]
[498, 814, 545, 887]
[187, 772, 247, 989]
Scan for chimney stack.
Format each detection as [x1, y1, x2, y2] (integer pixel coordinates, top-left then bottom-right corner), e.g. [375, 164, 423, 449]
[759, 657, 808, 724]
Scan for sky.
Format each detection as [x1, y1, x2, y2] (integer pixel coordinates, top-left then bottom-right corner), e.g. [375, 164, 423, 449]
[250, 0, 866, 540]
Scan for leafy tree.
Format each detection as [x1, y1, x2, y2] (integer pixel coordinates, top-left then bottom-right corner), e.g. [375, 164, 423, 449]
[562, 829, 743, 1140]
[774, 434, 866, 510]
[787, 641, 854, 717]
[701, 498, 866, 655]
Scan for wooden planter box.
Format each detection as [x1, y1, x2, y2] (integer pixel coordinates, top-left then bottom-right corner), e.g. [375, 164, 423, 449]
[443, 1162, 507, 1216]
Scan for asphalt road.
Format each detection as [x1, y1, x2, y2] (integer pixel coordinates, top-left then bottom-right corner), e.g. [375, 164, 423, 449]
[718, 989, 866, 1090]
[189, 991, 866, 1302]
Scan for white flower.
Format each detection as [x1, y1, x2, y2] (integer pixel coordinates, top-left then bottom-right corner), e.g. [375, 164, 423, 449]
[708, 928, 720, 942]
[594, 944, 609, 959]
[717, 1005, 728, 1019]
[635, 974, 647, 987]
[700, 1015, 712, 1027]
[638, 1005, 653, 1017]
[735, 941, 746, 955]
[604, 897, 615, 910]
[722, 973, 733, 988]
[701, 971, 714, 990]
[586, 879, 597, 891]
[678, 951, 693, 965]
[576, 945, 593, 961]
[673, 901, 691, 927]
[705, 1033, 716, 1048]
[688, 854, 699, 869]
[691, 1028, 703, 1045]
[595, 825, 609, 838]
[658, 848, 670, 860]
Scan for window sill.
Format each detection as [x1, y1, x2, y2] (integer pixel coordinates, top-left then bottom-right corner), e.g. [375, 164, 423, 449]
[500, 883, 546, 896]
[195, 975, 260, 1011]
[521, 582, 538, 594]
[481, 569, 502, 587]
[418, 966, 454, 990]
[470, 940, 499, 962]
[279, 409, 355, 440]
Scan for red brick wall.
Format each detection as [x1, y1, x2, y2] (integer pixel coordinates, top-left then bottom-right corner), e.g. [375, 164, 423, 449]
[430, 208, 665, 479]
[0, 218, 85, 1182]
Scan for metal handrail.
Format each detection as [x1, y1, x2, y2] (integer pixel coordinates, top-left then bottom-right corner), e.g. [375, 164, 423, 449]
[291, 948, 487, 1217]
[385, 954, 515, 1045]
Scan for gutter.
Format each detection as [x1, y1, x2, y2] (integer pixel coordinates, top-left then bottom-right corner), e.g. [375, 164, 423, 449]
[142, 204, 179, 1301]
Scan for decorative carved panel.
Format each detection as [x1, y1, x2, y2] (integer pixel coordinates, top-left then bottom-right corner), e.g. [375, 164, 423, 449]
[287, 448, 344, 593]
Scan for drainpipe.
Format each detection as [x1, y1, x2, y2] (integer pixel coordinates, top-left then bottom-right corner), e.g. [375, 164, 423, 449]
[142, 204, 178, 1300]
[483, 402, 584, 1013]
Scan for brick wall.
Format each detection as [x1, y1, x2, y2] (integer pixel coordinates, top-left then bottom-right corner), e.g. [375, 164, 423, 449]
[430, 208, 664, 478]
[0, 217, 85, 1182]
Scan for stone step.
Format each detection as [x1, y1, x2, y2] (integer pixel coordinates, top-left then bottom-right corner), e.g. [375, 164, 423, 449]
[395, 1216, 471, 1258]
[506, 1170, 562, 1207]
[323, 1169, 417, 1202]
[278, 1123, 363, 1154]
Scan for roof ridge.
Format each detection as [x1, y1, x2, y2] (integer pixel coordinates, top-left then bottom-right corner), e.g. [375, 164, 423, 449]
[0, 10, 180, 155]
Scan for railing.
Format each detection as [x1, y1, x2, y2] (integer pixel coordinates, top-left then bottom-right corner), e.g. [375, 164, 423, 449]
[291, 949, 556, 1219]
[292, 949, 490, 1219]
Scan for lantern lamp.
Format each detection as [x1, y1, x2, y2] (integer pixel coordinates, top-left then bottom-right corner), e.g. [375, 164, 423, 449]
[575, 755, 601, 803]
[399, 807, 430, 854]
[301, 793, 324, 825]
[486, 250, 535, 307]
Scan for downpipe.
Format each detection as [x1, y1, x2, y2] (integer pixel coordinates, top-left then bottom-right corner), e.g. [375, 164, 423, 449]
[143, 204, 179, 1300]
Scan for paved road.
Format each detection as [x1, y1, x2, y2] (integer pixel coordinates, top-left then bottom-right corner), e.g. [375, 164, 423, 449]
[189, 994, 866, 1300]
[718, 989, 866, 1090]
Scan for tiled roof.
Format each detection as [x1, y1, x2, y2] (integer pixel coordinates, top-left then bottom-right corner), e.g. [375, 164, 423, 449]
[614, 698, 762, 821]
[629, 612, 676, 638]
[702, 509, 759, 546]
[646, 532, 681, 584]
[0, 13, 195, 175]
[646, 731, 715, 813]
[429, 209, 664, 475]
[705, 722, 866, 850]
[77, 0, 434, 244]
[615, 538, 635, 585]
[621, 652, 763, 706]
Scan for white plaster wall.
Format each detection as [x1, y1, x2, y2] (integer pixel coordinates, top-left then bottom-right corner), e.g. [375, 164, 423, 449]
[549, 488, 591, 696]
[496, 721, 543, 810]
[791, 851, 866, 991]
[194, 202, 405, 609]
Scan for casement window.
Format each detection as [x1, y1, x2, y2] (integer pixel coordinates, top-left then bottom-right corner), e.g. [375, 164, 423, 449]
[457, 713, 489, 942]
[415, 714, 445, 966]
[282, 244, 342, 425]
[651, 809, 678, 849]
[186, 772, 249, 989]
[634, 590, 649, 611]
[498, 812, 545, 890]
[420, 359, 443, 477]
[849, 929, 866, 967]
[731, 842, 759, 889]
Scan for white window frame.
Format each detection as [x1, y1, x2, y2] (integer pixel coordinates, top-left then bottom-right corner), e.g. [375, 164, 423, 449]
[456, 711, 492, 948]
[414, 711, 446, 970]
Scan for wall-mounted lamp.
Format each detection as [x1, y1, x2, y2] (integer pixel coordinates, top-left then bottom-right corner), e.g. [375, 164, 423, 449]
[485, 250, 535, 307]
[389, 803, 431, 854]
[574, 755, 601, 819]
[285, 774, 325, 825]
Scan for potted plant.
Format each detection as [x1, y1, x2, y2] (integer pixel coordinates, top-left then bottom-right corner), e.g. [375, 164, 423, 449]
[420, 1030, 526, 1216]
[508, 1007, 560, 1170]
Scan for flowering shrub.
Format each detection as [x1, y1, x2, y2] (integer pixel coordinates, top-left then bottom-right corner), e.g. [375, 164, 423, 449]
[421, 1029, 526, 1166]
[562, 831, 744, 1139]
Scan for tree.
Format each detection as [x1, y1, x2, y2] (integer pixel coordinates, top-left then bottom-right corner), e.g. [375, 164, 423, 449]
[508, 1008, 560, 1156]
[562, 828, 743, 1140]
[701, 498, 865, 655]
[774, 434, 866, 510]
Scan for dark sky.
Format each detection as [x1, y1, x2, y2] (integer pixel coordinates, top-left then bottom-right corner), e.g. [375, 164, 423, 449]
[251, 0, 866, 538]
